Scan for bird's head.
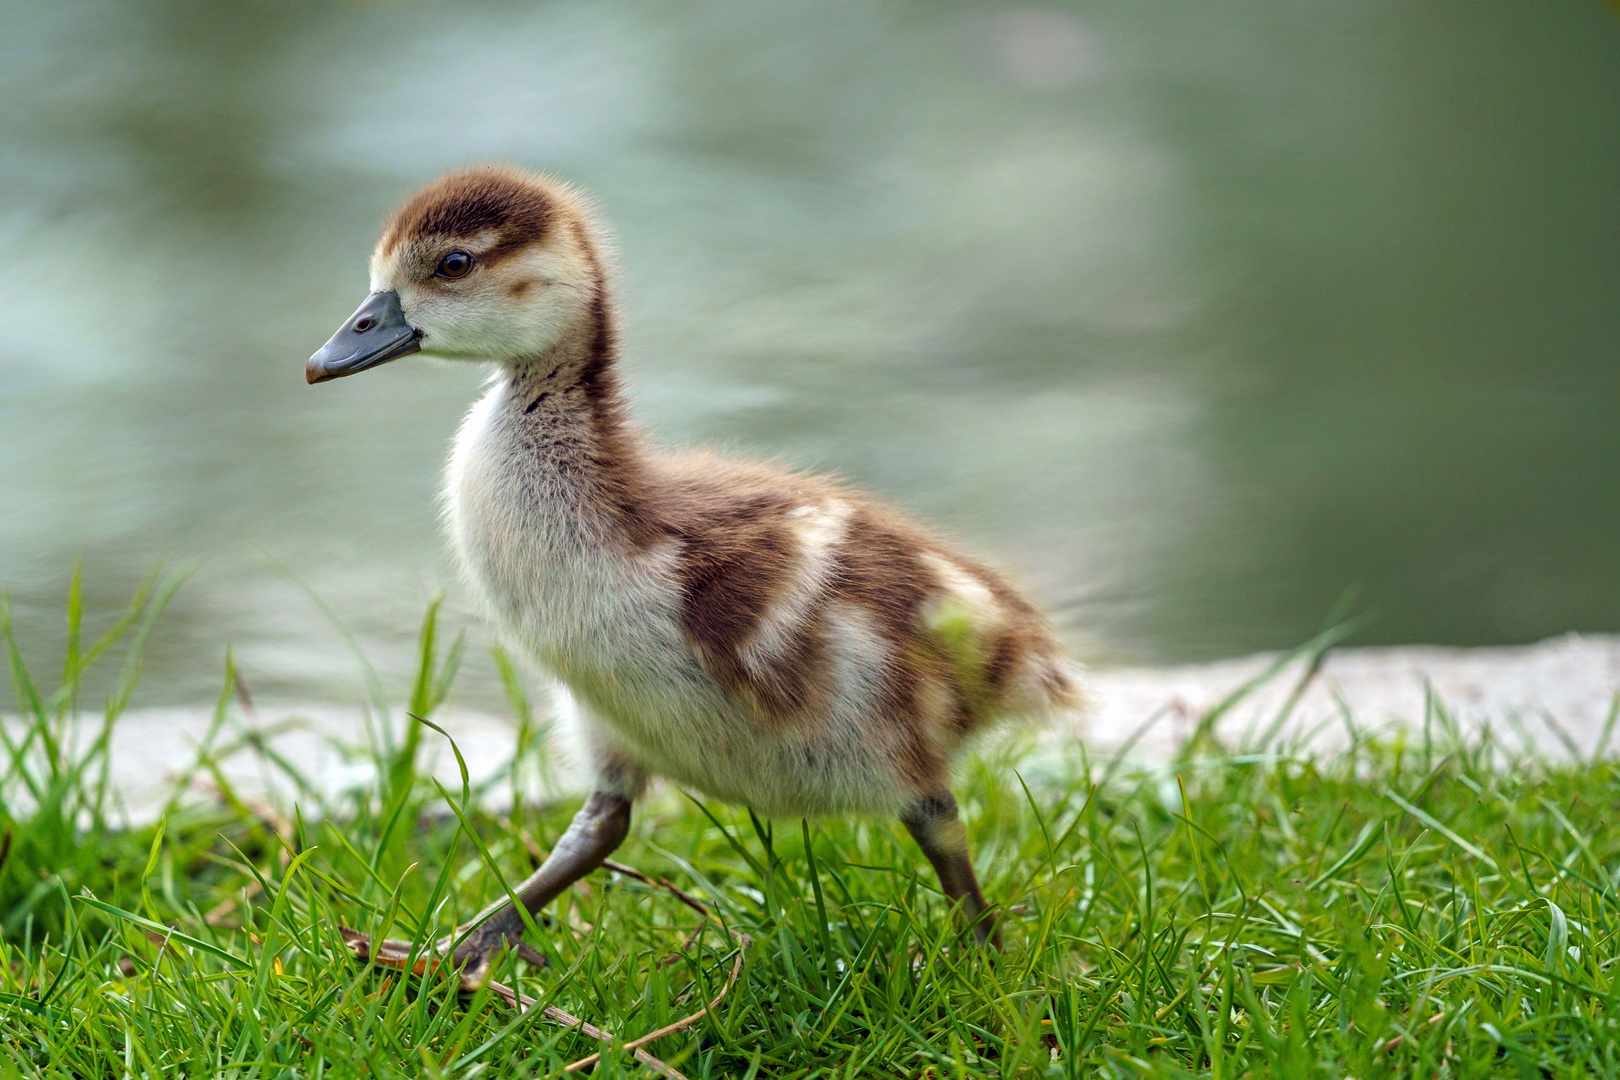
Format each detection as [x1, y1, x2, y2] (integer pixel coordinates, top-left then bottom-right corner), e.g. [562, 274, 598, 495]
[307, 166, 605, 384]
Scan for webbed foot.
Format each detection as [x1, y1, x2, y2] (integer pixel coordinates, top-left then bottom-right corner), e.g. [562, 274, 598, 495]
[441, 917, 549, 989]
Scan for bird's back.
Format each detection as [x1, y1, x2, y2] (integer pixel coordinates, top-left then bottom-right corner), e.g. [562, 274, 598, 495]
[652, 449, 1081, 754]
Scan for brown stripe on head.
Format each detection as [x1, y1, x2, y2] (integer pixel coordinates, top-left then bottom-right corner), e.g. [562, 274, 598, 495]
[379, 166, 561, 264]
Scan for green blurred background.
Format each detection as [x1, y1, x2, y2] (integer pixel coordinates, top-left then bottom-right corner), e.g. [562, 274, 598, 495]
[2, 0, 1617, 706]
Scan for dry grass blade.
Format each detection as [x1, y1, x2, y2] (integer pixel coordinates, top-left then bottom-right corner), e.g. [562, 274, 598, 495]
[484, 979, 689, 1080]
[340, 926, 433, 976]
[601, 859, 713, 921]
[338, 860, 749, 1079]
[561, 945, 747, 1073]
[600, 860, 713, 963]
[561, 866, 750, 1075]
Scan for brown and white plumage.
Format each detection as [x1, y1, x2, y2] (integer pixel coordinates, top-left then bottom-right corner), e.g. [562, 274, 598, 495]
[308, 165, 1082, 984]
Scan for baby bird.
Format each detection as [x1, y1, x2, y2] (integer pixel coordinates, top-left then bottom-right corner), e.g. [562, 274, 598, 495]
[307, 167, 1081, 987]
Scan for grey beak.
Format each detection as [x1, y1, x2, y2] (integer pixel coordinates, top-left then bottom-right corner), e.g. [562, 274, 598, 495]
[307, 290, 422, 384]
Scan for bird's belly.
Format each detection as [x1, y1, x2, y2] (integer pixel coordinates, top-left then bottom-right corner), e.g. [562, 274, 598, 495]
[452, 507, 898, 816]
[556, 671, 906, 819]
[510, 586, 905, 817]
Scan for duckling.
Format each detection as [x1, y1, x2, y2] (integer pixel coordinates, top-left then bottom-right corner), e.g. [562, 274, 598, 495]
[307, 166, 1082, 987]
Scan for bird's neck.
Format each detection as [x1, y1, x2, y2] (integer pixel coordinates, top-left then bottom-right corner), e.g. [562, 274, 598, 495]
[497, 297, 663, 549]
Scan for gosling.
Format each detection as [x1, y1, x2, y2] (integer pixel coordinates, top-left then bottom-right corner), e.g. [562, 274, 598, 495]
[306, 167, 1082, 987]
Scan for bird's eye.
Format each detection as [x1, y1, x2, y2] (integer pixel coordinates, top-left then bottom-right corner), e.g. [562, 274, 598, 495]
[435, 251, 475, 279]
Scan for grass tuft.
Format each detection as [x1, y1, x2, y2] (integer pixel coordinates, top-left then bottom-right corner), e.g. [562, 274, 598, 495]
[3, 581, 1620, 1077]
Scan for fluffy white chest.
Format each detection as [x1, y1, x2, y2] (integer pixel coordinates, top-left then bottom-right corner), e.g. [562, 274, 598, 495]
[444, 381, 688, 687]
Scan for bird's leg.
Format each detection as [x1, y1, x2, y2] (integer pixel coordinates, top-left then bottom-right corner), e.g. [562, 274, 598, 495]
[443, 790, 632, 988]
[900, 789, 1000, 947]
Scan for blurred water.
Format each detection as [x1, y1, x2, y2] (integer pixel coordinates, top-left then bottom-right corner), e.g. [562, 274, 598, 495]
[1, 0, 1617, 708]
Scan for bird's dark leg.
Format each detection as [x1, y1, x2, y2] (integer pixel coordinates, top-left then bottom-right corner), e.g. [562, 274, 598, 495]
[445, 790, 631, 988]
[900, 789, 1000, 947]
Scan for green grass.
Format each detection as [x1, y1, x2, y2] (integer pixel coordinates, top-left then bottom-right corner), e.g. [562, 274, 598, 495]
[5, 578, 1620, 1078]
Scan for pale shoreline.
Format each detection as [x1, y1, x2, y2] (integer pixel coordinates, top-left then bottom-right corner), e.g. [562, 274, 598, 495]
[17, 633, 1620, 824]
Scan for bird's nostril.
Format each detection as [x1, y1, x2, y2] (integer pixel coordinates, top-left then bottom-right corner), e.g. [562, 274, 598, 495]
[353, 317, 375, 333]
